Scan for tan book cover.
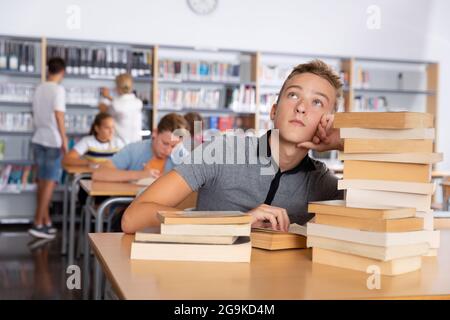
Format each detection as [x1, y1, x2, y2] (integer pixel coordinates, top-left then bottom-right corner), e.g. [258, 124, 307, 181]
[338, 152, 443, 164]
[343, 160, 431, 183]
[131, 236, 251, 263]
[343, 139, 433, 154]
[308, 200, 416, 219]
[314, 214, 424, 232]
[157, 211, 252, 225]
[334, 112, 434, 129]
[308, 236, 429, 261]
[251, 224, 307, 250]
[312, 247, 422, 276]
[135, 227, 238, 245]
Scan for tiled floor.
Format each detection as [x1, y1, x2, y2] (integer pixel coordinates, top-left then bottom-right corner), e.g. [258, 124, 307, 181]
[0, 225, 90, 300]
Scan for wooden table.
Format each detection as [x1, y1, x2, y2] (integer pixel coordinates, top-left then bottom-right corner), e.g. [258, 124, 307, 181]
[89, 231, 450, 300]
[61, 165, 93, 264]
[441, 181, 450, 211]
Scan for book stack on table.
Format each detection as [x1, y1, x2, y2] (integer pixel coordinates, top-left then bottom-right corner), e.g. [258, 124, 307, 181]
[131, 211, 252, 263]
[307, 112, 443, 276]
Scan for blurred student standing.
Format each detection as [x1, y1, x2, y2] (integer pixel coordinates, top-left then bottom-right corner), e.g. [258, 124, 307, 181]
[99, 73, 143, 144]
[29, 57, 67, 239]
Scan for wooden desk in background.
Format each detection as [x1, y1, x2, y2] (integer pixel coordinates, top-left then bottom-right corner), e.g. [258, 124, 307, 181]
[89, 231, 450, 300]
[61, 165, 93, 264]
[80, 179, 143, 300]
[441, 181, 450, 211]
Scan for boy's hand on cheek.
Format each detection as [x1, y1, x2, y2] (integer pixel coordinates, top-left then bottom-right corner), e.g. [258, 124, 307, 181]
[297, 113, 343, 152]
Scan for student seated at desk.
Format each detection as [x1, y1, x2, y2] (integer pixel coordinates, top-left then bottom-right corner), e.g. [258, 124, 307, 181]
[183, 112, 204, 151]
[92, 113, 189, 182]
[62, 112, 125, 167]
[122, 60, 345, 234]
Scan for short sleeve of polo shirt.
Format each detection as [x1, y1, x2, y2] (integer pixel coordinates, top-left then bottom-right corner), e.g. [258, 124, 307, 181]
[174, 139, 221, 192]
[111, 143, 135, 170]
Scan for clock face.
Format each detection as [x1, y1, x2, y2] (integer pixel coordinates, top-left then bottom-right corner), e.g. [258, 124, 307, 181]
[187, 0, 218, 15]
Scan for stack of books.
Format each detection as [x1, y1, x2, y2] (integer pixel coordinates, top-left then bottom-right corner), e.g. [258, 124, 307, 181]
[131, 211, 252, 263]
[307, 112, 443, 276]
[251, 224, 307, 250]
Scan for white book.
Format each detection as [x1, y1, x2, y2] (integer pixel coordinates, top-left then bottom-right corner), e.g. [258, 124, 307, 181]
[160, 223, 251, 237]
[338, 152, 443, 165]
[340, 128, 435, 140]
[346, 189, 432, 212]
[424, 249, 438, 257]
[338, 179, 436, 195]
[416, 211, 434, 231]
[306, 223, 440, 248]
[135, 177, 156, 186]
[307, 235, 430, 261]
[131, 236, 251, 262]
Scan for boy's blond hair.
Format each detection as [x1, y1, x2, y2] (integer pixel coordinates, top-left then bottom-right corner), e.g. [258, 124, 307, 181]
[116, 73, 133, 94]
[276, 59, 343, 110]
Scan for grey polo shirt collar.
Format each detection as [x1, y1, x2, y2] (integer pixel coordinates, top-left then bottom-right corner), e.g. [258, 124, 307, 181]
[257, 130, 316, 205]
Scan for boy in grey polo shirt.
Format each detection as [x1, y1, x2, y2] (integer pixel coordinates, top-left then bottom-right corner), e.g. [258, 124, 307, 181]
[122, 60, 344, 234]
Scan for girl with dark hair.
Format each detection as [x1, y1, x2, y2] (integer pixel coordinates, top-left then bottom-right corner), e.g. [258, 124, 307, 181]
[62, 112, 125, 167]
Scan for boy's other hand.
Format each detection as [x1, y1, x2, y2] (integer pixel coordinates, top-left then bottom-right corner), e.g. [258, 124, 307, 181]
[297, 113, 343, 152]
[100, 87, 112, 100]
[61, 137, 69, 155]
[248, 204, 290, 232]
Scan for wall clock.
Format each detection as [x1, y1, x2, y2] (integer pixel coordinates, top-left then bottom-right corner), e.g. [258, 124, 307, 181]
[187, 0, 218, 15]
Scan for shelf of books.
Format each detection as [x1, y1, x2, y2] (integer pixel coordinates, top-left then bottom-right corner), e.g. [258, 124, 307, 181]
[0, 33, 440, 222]
[341, 58, 438, 113]
[154, 46, 258, 133]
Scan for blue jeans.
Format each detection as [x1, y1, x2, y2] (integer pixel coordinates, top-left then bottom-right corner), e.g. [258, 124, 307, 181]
[32, 143, 62, 182]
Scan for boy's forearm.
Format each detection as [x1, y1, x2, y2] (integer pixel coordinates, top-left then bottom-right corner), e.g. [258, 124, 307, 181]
[92, 167, 143, 182]
[55, 111, 67, 140]
[122, 202, 178, 233]
[63, 157, 89, 167]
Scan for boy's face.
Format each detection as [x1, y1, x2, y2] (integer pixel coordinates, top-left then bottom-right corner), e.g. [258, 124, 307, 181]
[152, 130, 182, 159]
[270, 72, 336, 145]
